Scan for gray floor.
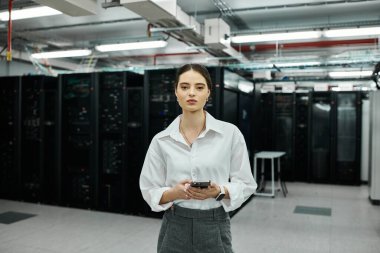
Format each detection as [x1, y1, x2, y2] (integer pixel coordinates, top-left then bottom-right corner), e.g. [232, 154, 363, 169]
[0, 183, 379, 253]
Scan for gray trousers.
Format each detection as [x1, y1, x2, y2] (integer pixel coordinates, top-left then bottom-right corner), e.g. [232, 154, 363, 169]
[157, 205, 233, 253]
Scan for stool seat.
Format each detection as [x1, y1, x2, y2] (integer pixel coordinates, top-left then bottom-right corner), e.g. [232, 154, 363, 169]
[254, 151, 288, 198]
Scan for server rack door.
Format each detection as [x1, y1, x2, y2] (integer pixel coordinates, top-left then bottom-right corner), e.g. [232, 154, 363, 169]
[334, 91, 361, 184]
[20, 76, 45, 203]
[60, 73, 98, 209]
[274, 93, 295, 181]
[223, 89, 238, 126]
[310, 92, 332, 182]
[42, 76, 59, 204]
[0, 77, 21, 200]
[294, 92, 311, 182]
[98, 72, 126, 213]
[206, 67, 223, 118]
[125, 86, 145, 215]
[238, 93, 254, 159]
[145, 69, 179, 147]
[258, 92, 275, 151]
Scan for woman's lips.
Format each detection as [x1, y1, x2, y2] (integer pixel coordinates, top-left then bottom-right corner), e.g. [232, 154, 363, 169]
[186, 99, 197, 104]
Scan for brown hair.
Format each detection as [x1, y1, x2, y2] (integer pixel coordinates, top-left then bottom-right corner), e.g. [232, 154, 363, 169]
[174, 64, 212, 91]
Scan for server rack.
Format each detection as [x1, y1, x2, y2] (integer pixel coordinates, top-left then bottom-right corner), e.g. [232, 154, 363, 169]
[98, 72, 126, 213]
[273, 93, 295, 181]
[59, 73, 99, 209]
[310, 92, 333, 183]
[294, 92, 311, 181]
[0, 77, 21, 200]
[20, 76, 58, 203]
[97, 71, 144, 213]
[332, 91, 361, 185]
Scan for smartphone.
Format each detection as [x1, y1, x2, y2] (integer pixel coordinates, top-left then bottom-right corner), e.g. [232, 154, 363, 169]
[190, 181, 210, 188]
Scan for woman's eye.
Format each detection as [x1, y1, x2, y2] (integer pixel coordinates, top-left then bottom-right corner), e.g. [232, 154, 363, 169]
[181, 86, 189, 90]
[197, 87, 204, 90]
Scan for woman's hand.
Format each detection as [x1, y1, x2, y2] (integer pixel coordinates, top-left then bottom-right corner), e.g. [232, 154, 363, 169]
[186, 182, 220, 200]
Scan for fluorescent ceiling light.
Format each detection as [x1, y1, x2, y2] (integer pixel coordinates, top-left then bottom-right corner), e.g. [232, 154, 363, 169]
[329, 71, 372, 78]
[95, 40, 168, 52]
[232, 31, 321, 43]
[0, 6, 62, 21]
[324, 27, 380, 38]
[31, 49, 92, 59]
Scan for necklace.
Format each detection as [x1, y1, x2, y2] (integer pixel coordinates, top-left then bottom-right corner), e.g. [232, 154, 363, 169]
[179, 113, 206, 146]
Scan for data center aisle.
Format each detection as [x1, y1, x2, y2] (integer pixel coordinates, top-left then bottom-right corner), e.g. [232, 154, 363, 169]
[0, 183, 379, 253]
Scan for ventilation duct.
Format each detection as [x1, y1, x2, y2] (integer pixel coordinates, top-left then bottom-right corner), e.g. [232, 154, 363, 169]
[34, 0, 97, 16]
[121, 0, 247, 62]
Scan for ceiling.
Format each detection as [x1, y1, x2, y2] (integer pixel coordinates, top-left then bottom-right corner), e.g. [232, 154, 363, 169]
[0, 0, 380, 81]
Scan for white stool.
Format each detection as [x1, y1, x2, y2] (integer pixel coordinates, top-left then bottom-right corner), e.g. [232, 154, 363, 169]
[254, 151, 288, 198]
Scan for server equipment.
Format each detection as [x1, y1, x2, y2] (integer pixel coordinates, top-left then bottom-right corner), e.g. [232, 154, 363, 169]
[294, 92, 311, 181]
[309, 91, 361, 184]
[273, 93, 295, 181]
[21, 76, 58, 203]
[332, 92, 361, 185]
[59, 73, 98, 209]
[98, 71, 144, 213]
[0, 77, 21, 200]
[310, 92, 333, 182]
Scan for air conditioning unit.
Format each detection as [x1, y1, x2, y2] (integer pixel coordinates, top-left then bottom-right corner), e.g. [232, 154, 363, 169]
[204, 18, 230, 50]
[34, 0, 97, 16]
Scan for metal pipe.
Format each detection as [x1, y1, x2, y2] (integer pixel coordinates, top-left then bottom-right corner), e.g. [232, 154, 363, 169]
[7, 0, 12, 61]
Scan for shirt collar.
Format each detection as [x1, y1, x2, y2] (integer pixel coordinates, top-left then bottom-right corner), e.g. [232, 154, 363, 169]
[156, 111, 223, 141]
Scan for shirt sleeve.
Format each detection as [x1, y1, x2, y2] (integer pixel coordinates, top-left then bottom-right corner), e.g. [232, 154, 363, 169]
[139, 138, 173, 212]
[221, 126, 257, 212]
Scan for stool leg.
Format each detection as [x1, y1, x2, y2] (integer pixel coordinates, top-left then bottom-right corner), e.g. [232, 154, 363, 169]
[278, 158, 288, 197]
[254, 156, 258, 192]
[271, 158, 275, 197]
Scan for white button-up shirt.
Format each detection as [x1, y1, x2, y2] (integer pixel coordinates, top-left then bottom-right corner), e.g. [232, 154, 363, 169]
[140, 112, 257, 212]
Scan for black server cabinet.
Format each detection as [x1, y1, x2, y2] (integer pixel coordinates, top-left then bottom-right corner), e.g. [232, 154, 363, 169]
[20, 76, 58, 203]
[98, 72, 126, 213]
[125, 85, 144, 214]
[0, 77, 21, 200]
[257, 93, 275, 151]
[273, 93, 295, 181]
[238, 92, 254, 158]
[332, 92, 361, 185]
[144, 69, 179, 146]
[294, 92, 311, 181]
[223, 89, 239, 126]
[310, 92, 333, 182]
[98, 71, 144, 213]
[60, 73, 98, 209]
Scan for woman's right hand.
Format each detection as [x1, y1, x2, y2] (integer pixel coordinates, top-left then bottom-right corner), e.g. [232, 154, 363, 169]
[172, 179, 192, 200]
[160, 179, 193, 204]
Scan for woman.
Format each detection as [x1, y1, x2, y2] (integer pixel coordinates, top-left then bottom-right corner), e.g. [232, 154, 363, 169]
[140, 64, 257, 253]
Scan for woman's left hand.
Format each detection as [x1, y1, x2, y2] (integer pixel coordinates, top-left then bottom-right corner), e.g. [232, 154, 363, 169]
[186, 182, 220, 200]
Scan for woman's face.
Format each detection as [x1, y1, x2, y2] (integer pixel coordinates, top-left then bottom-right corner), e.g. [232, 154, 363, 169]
[175, 69, 210, 113]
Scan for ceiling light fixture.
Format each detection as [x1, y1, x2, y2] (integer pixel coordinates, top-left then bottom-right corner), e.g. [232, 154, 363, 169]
[95, 40, 168, 52]
[31, 49, 92, 59]
[231, 31, 321, 43]
[328, 71, 372, 78]
[324, 27, 380, 38]
[0, 6, 62, 21]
